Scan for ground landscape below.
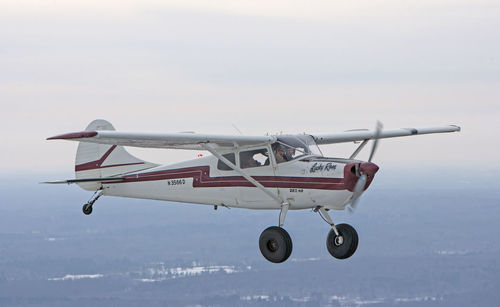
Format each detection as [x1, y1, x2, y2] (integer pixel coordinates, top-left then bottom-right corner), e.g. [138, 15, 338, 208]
[0, 170, 498, 306]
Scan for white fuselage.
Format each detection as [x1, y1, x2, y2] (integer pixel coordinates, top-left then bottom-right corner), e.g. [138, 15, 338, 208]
[88, 154, 356, 211]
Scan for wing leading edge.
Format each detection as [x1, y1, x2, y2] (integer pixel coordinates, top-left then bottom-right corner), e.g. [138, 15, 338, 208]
[312, 125, 460, 145]
[47, 131, 276, 150]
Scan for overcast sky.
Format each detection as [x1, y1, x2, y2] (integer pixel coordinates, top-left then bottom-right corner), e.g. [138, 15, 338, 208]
[1, 0, 498, 173]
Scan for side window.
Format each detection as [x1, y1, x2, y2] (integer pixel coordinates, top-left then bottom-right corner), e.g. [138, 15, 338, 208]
[239, 149, 269, 169]
[217, 153, 236, 171]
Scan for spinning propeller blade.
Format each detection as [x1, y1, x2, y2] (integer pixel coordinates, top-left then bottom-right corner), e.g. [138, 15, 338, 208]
[348, 173, 367, 212]
[368, 121, 382, 163]
[348, 121, 383, 213]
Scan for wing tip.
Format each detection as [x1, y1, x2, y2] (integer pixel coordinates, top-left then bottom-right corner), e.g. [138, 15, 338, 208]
[47, 131, 98, 140]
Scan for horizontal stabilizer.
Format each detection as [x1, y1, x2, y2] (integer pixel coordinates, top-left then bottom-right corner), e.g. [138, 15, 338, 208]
[41, 177, 124, 184]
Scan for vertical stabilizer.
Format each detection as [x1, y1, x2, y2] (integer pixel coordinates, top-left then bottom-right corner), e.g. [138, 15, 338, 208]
[75, 119, 158, 190]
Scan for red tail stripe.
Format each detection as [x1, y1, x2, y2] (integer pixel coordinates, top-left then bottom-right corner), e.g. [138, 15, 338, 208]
[75, 145, 118, 171]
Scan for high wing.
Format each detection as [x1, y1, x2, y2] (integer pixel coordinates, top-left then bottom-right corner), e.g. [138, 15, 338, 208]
[312, 125, 460, 145]
[48, 125, 460, 150]
[47, 131, 276, 150]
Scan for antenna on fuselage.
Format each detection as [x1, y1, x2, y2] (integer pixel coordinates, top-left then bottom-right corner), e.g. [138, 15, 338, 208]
[231, 123, 243, 135]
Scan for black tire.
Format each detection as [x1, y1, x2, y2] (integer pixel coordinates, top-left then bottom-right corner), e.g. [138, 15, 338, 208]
[82, 203, 93, 215]
[259, 226, 293, 263]
[326, 223, 358, 259]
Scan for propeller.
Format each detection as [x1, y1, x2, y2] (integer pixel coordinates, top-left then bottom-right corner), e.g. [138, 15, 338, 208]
[368, 121, 382, 163]
[348, 121, 383, 213]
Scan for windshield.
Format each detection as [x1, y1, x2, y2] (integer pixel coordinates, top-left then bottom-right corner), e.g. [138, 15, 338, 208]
[274, 135, 322, 162]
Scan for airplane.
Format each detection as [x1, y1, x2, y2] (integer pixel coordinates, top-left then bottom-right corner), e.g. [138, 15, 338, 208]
[46, 119, 460, 263]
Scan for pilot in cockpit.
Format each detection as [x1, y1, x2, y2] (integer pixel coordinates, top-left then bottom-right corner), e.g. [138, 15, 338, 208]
[285, 146, 295, 160]
[273, 143, 288, 164]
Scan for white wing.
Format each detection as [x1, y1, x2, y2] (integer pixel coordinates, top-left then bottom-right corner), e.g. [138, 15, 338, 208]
[312, 125, 460, 144]
[48, 120, 459, 150]
[47, 130, 275, 150]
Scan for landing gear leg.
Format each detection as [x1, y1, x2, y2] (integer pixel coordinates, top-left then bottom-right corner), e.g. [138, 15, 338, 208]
[279, 203, 289, 228]
[317, 207, 358, 259]
[259, 203, 293, 263]
[82, 190, 103, 215]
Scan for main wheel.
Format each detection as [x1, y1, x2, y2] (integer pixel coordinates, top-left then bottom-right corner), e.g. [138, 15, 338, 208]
[326, 223, 358, 259]
[82, 203, 93, 215]
[259, 226, 293, 263]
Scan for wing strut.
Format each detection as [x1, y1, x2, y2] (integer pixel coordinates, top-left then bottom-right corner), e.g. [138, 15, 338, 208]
[202, 144, 289, 222]
[348, 139, 369, 159]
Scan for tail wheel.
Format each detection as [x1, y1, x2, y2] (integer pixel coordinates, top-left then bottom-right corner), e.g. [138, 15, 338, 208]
[259, 226, 293, 263]
[326, 223, 358, 259]
[82, 203, 93, 215]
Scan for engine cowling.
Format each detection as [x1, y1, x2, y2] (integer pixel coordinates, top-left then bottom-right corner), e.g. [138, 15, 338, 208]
[343, 162, 379, 192]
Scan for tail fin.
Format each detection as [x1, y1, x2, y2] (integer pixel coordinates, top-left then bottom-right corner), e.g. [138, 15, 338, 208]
[75, 119, 158, 190]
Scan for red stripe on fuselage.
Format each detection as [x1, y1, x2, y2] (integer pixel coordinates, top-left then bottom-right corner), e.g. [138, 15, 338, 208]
[105, 166, 346, 190]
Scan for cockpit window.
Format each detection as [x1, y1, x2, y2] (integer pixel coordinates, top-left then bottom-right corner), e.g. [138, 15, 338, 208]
[217, 153, 236, 171]
[273, 135, 321, 163]
[240, 148, 269, 169]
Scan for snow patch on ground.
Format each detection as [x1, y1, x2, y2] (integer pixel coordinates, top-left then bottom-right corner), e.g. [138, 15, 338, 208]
[48, 274, 103, 281]
[133, 262, 249, 282]
[290, 257, 321, 262]
[437, 250, 471, 255]
[394, 296, 442, 303]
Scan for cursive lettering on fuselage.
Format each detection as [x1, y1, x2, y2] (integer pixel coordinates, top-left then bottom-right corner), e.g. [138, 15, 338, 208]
[309, 162, 337, 173]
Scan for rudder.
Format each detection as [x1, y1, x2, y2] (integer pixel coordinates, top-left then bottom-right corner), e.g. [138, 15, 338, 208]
[75, 119, 158, 190]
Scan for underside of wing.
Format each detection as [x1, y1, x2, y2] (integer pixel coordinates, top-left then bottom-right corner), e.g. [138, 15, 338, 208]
[47, 131, 275, 150]
[312, 125, 460, 144]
